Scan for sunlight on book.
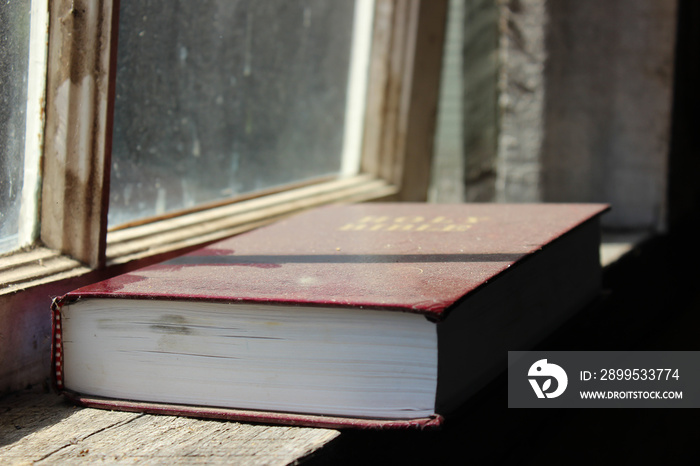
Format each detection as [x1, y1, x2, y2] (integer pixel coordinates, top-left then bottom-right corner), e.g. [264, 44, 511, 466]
[53, 203, 608, 428]
[62, 300, 437, 420]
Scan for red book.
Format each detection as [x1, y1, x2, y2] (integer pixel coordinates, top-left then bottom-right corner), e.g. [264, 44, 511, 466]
[52, 203, 608, 429]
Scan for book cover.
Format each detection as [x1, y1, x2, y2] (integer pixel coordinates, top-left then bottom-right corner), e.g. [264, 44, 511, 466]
[52, 203, 608, 429]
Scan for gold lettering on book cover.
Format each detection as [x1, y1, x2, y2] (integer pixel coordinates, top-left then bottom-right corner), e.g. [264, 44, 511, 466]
[338, 215, 487, 232]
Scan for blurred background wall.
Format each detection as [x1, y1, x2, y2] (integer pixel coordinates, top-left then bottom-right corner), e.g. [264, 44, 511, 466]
[430, 0, 682, 233]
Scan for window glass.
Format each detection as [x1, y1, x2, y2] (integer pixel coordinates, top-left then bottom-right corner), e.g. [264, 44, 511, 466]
[0, 1, 31, 254]
[109, 0, 362, 227]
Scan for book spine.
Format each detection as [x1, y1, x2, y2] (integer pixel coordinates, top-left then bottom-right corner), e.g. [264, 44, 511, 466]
[51, 295, 66, 392]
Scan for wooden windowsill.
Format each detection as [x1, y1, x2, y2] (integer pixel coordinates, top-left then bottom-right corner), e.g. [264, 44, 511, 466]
[600, 230, 652, 267]
[0, 390, 339, 465]
[0, 247, 89, 297]
[0, 175, 396, 297]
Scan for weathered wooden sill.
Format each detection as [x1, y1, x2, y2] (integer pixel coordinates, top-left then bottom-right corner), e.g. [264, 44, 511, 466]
[0, 390, 338, 465]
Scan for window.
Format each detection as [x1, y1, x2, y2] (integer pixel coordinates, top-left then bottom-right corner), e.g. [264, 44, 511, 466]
[108, 0, 372, 228]
[1, 0, 447, 294]
[0, 0, 47, 254]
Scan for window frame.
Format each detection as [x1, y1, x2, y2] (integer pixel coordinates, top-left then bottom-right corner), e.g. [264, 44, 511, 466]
[0, 0, 49, 255]
[0, 0, 448, 296]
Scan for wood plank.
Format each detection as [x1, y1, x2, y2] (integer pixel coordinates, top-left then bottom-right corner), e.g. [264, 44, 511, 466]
[41, 0, 118, 268]
[0, 391, 339, 465]
[600, 232, 651, 267]
[361, 0, 448, 202]
[0, 248, 59, 273]
[0, 256, 84, 287]
[361, 0, 406, 184]
[0, 247, 89, 296]
[0, 266, 91, 296]
[398, 0, 449, 202]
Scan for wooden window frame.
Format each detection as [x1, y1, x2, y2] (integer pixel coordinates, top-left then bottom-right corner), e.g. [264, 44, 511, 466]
[0, 0, 447, 296]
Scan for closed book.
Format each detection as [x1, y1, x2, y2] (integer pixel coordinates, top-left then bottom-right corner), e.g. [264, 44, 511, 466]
[52, 203, 608, 429]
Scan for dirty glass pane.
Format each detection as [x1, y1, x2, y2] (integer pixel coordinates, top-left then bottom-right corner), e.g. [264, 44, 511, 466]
[109, 0, 359, 227]
[0, 1, 31, 254]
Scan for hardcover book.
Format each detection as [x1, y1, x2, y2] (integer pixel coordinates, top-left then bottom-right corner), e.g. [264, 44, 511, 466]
[52, 203, 608, 429]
